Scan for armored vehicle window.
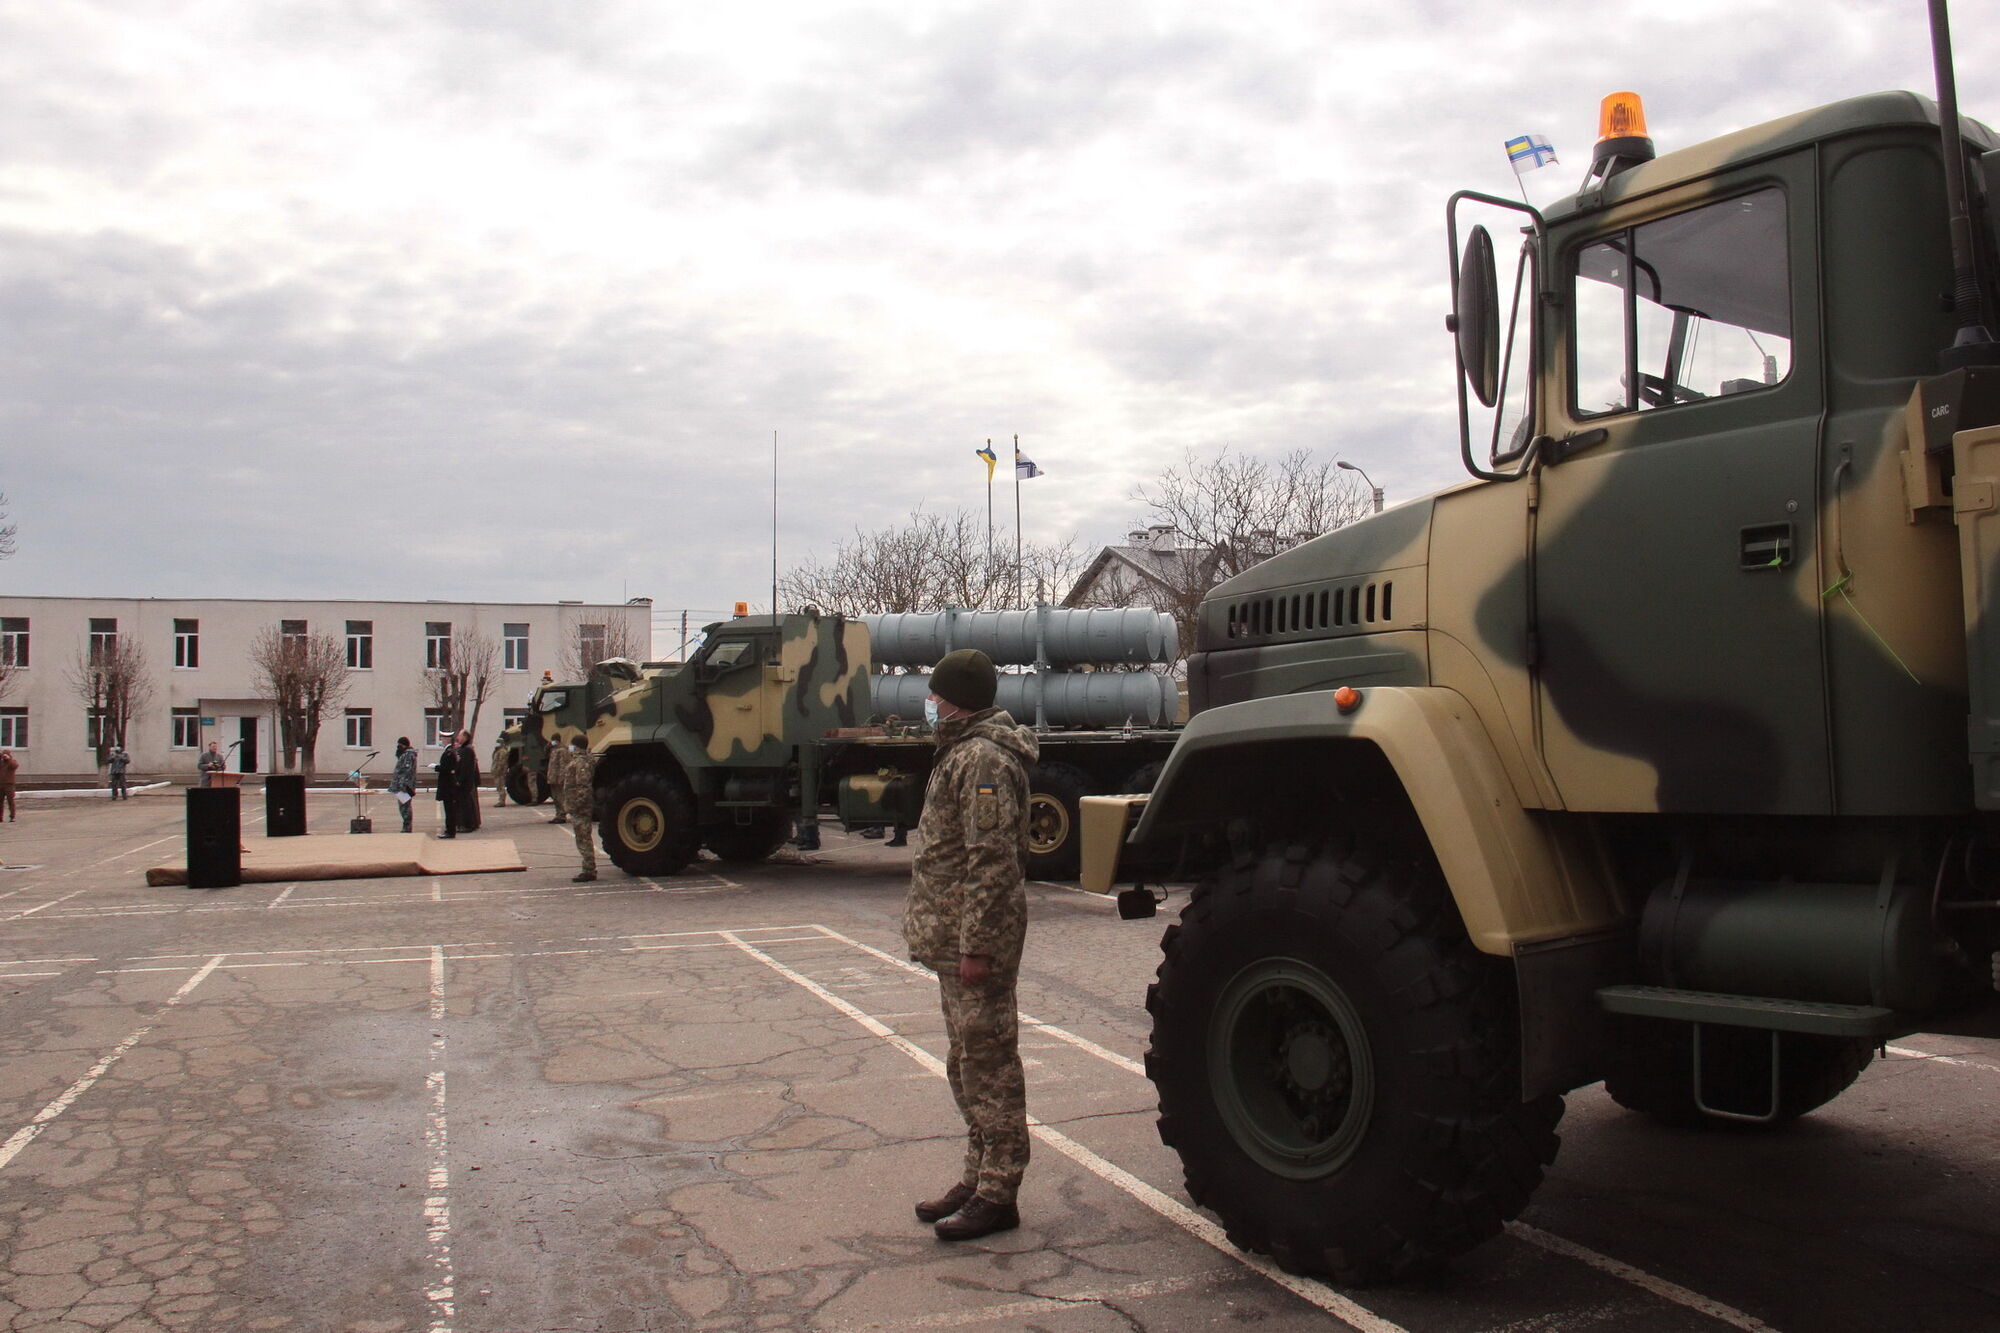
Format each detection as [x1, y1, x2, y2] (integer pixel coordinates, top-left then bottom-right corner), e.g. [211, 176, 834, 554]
[536, 690, 569, 713]
[1572, 188, 1791, 418]
[702, 640, 751, 671]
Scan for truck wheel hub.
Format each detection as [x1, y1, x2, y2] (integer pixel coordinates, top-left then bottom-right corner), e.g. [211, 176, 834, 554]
[1209, 959, 1374, 1179]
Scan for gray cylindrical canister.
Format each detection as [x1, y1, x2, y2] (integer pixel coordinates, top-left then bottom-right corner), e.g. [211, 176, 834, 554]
[871, 670, 1179, 729]
[862, 607, 1176, 667]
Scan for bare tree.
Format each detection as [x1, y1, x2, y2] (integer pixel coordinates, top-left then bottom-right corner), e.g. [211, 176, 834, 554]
[249, 629, 350, 776]
[67, 636, 155, 767]
[423, 625, 499, 740]
[781, 507, 1088, 616]
[558, 617, 647, 680]
[1102, 447, 1373, 650]
[0, 490, 15, 561]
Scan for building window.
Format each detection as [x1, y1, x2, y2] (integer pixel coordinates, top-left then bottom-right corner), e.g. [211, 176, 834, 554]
[174, 618, 200, 669]
[280, 618, 307, 643]
[1, 617, 27, 668]
[578, 623, 606, 668]
[0, 708, 26, 748]
[86, 708, 107, 749]
[424, 708, 449, 748]
[345, 708, 374, 749]
[503, 623, 529, 672]
[171, 708, 201, 749]
[425, 622, 452, 670]
[88, 618, 117, 662]
[345, 620, 373, 669]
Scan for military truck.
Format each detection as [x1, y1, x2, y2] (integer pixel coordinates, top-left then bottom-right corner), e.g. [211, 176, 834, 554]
[585, 607, 1181, 878]
[1082, 31, 2000, 1286]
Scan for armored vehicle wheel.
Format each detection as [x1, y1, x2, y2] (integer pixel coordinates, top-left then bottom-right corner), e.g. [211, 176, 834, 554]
[1025, 762, 1092, 880]
[705, 811, 793, 864]
[600, 771, 702, 876]
[1119, 760, 1164, 795]
[505, 767, 548, 806]
[1603, 1019, 1875, 1128]
[1146, 836, 1563, 1284]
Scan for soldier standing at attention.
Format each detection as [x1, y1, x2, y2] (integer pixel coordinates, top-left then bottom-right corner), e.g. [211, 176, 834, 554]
[902, 649, 1039, 1242]
[106, 744, 131, 799]
[563, 737, 600, 882]
[545, 732, 572, 825]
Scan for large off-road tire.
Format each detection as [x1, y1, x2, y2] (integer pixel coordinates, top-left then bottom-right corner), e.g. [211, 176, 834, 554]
[504, 767, 549, 806]
[1024, 761, 1093, 880]
[1602, 1019, 1875, 1128]
[600, 771, 702, 876]
[1146, 835, 1563, 1285]
[1119, 760, 1164, 795]
[704, 810, 793, 864]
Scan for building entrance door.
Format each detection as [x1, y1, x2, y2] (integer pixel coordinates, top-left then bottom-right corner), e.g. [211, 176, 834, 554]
[238, 717, 259, 773]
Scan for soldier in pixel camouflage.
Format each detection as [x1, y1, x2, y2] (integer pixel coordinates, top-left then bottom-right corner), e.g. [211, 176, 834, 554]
[901, 648, 1040, 1242]
[563, 737, 600, 882]
[545, 730, 572, 825]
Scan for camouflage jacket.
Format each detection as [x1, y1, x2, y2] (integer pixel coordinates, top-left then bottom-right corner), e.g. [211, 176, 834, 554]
[559, 749, 599, 818]
[546, 741, 573, 796]
[902, 707, 1039, 971]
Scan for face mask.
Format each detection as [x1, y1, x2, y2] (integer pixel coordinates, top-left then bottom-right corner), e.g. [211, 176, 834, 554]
[923, 697, 941, 728]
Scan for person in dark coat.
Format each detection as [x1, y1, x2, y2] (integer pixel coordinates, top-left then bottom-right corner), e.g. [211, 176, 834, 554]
[433, 730, 482, 837]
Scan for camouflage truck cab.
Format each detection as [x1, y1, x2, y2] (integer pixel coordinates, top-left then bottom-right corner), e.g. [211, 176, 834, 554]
[591, 612, 872, 874]
[1085, 84, 2000, 1284]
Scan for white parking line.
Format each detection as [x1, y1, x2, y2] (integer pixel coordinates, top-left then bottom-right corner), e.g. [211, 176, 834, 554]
[720, 930, 1411, 1333]
[267, 884, 297, 908]
[1, 888, 88, 922]
[1507, 1223, 1778, 1331]
[1886, 1043, 2000, 1073]
[0, 955, 226, 1174]
[424, 945, 454, 1333]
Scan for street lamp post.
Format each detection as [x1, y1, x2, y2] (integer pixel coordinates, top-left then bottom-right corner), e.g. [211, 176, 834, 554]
[1337, 460, 1384, 514]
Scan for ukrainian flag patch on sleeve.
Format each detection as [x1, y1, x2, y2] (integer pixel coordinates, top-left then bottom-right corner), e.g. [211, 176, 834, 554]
[974, 782, 999, 830]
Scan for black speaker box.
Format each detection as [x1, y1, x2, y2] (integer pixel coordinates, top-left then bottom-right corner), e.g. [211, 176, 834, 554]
[265, 774, 306, 837]
[186, 787, 241, 889]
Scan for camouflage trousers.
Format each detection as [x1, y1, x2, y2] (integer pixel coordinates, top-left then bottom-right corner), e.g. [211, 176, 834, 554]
[570, 807, 596, 874]
[937, 968, 1029, 1205]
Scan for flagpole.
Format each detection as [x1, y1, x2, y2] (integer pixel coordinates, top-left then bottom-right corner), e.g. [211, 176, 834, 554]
[984, 438, 993, 570]
[1013, 435, 1023, 608]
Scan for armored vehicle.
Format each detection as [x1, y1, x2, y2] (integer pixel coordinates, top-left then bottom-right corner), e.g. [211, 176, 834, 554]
[494, 660, 654, 805]
[1083, 50, 2000, 1284]
[582, 607, 1179, 878]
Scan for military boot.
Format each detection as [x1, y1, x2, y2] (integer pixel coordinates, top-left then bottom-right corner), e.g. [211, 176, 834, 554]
[933, 1195, 1019, 1241]
[914, 1183, 974, 1224]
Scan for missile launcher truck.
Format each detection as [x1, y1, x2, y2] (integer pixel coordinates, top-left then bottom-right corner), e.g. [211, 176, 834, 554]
[576, 606, 1181, 879]
[1081, 31, 2000, 1286]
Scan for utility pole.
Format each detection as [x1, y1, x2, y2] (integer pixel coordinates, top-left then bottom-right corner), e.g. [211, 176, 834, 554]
[1337, 460, 1385, 514]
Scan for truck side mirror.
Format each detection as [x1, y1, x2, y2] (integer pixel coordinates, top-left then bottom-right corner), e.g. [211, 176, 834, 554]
[1456, 225, 1500, 408]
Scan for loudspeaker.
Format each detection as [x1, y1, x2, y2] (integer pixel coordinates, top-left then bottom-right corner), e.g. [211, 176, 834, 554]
[265, 774, 306, 837]
[186, 788, 241, 889]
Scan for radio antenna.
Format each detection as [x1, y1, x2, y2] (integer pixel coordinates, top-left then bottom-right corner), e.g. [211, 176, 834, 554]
[771, 429, 780, 617]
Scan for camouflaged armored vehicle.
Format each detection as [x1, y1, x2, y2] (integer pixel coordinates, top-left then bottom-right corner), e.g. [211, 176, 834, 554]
[494, 660, 654, 805]
[1083, 69, 2000, 1284]
[581, 608, 1179, 879]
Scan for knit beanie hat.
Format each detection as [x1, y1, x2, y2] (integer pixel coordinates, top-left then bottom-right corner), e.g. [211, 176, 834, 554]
[930, 648, 997, 711]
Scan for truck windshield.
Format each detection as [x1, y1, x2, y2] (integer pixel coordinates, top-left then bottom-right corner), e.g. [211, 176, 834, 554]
[1573, 187, 1791, 417]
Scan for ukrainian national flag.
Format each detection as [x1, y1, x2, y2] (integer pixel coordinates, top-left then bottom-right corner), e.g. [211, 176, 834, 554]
[975, 443, 998, 481]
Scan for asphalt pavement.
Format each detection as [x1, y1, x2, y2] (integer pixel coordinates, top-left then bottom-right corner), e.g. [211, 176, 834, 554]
[1, 791, 1996, 1332]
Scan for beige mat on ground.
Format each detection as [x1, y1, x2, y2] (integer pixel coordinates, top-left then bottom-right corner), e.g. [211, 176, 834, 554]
[147, 833, 526, 886]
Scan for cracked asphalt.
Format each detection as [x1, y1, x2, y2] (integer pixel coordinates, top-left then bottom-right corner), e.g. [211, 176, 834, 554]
[2, 792, 1997, 1333]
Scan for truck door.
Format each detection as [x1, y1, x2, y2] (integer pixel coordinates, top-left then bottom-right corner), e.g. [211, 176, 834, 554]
[1534, 162, 1829, 814]
[694, 632, 786, 765]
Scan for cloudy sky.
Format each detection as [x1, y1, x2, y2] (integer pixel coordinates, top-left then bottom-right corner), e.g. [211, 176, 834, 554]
[4, 0, 1996, 626]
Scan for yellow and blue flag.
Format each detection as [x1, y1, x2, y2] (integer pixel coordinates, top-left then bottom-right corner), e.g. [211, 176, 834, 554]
[1506, 134, 1558, 176]
[976, 443, 998, 481]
